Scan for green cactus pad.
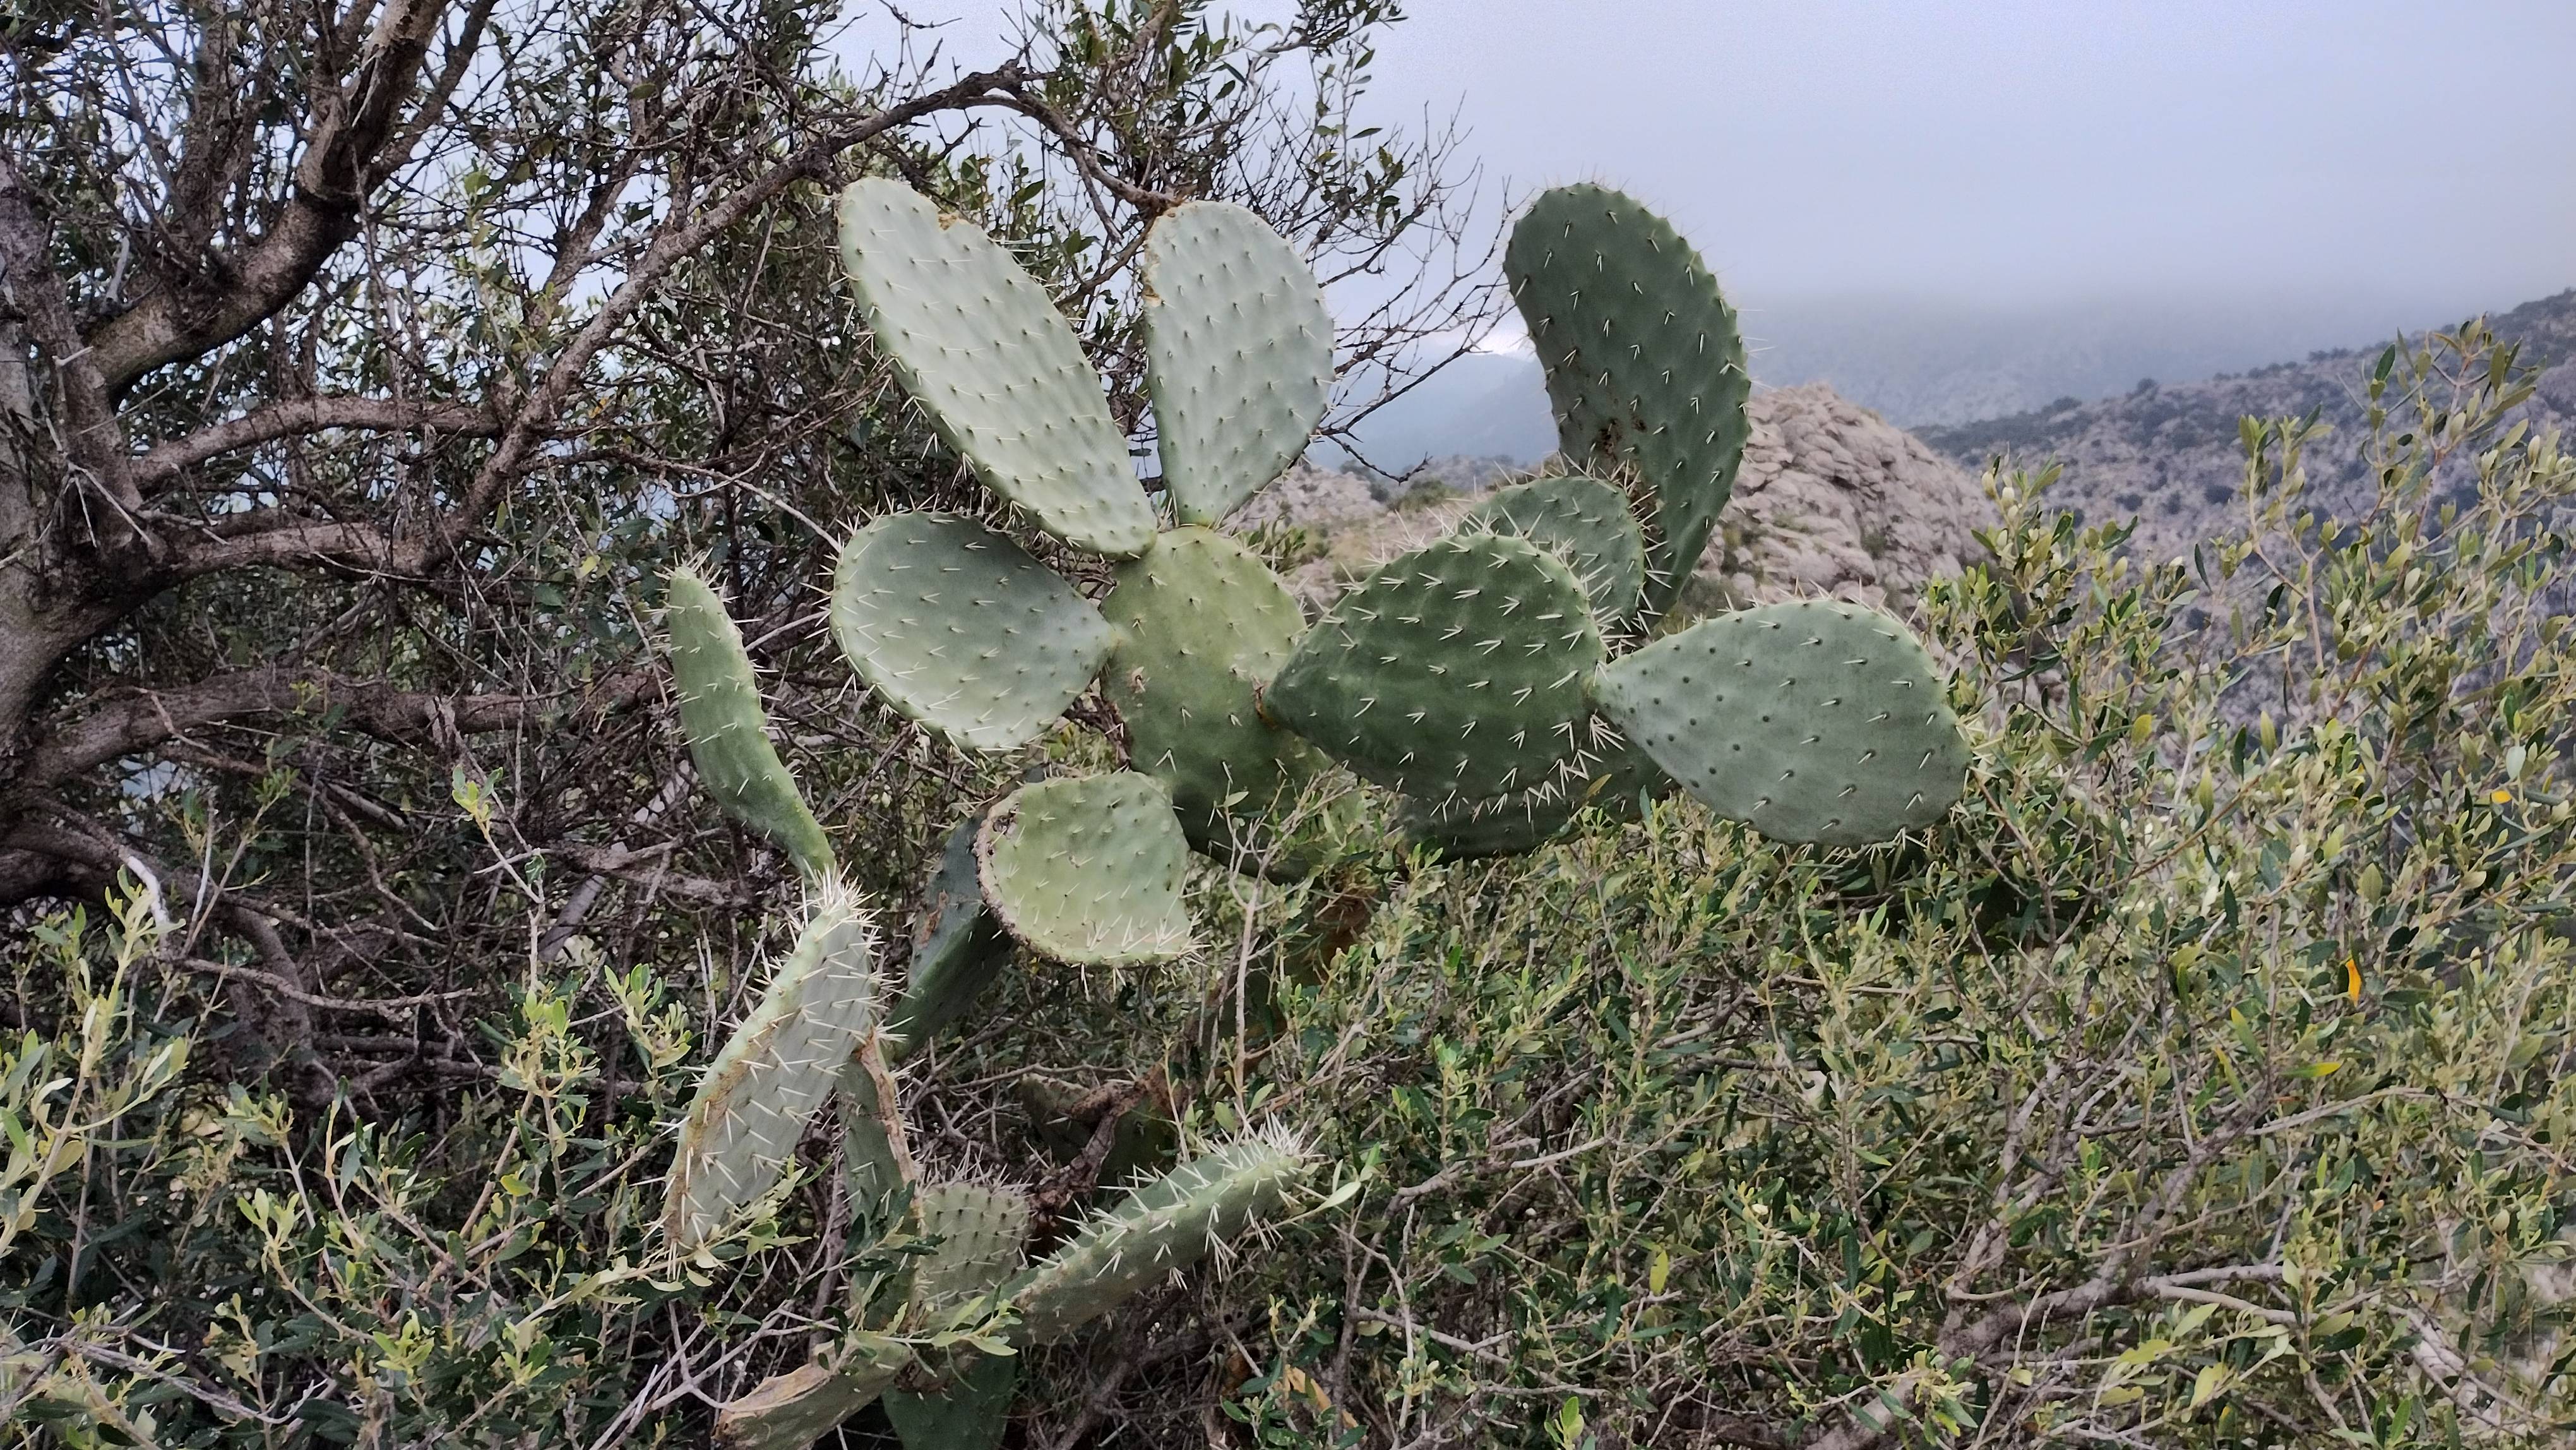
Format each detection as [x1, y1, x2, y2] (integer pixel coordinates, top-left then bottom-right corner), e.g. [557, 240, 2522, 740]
[907, 1183, 1032, 1315]
[1000, 1130, 1311, 1346]
[1100, 527, 1339, 862]
[1591, 599, 1970, 846]
[880, 1184, 1030, 1450]
[975, 772, 1193, 966]
[713, 1339, 912, 1450]
[1397, 729, 1670, 859]
[885, 1355, 1016, 1450]
[667, 887, 880, 1250]
[666, 568, 835, 878]
[836, 179, 1154, 556]
[1140, 201, 1334, 525]
[885, 815, 1014, 1063]
[1459, 473, 1648, 627]
[831, 512, 1114, 753]
[1265, 534, 1606, 807]
[835, 1031, 916, 1227]
[1506, 184, 1750, 613]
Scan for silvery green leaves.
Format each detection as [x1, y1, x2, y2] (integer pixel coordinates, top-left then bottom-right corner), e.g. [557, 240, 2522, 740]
[665, 887, 880, 1250]
[836, 179, 1155, 556]
[1593, 599, 1969, 846]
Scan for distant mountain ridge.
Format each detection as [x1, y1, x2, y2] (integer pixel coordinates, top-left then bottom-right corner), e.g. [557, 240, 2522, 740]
[1917, 289, 2576, 560]
[1328, 289, 2529, 472]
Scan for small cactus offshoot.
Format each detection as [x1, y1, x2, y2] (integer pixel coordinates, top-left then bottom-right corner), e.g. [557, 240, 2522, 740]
[999, 1129, 1313, 1346]
[666, 566, 835, 878]
[665, 884, 880, 1250]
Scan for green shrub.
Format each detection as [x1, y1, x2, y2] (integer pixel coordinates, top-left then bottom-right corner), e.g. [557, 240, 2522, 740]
[8, 318, 2573, 1447]
[1179, 320, 2576, 1446]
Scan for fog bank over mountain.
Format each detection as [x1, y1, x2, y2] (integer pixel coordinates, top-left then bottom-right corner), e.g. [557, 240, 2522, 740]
[1331, 284, 2561, 474]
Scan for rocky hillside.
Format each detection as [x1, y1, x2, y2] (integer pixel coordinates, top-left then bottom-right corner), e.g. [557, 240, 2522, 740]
[1261, 383, 1995, 614]
[1696, 383, 1995, 611]
[1918, 290, 2576, 558]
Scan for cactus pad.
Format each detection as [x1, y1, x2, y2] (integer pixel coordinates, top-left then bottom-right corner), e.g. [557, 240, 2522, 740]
[1265, 534, 1605, 806]
[975, 772, 1193, 965]
[885, 1356, 1017, 1450]
[835, 1052, 912, 1225]
[1397, 729, 1669, 859]
[1000, 1130, 1311, 1346]
[1459, 473, 1648, 626]
[667, 887, 880, 1250]
[1506, 184, 1749, 613]
[885, 1185, 1027, 1450]
[666, 568, 835, 878]
[713, 1339, 912, 1450]
[832, 512, 1114, 753]
[1591, 599, 1970, 846]
[836, 179, 1154, 556]
[1100, 527, 1338, 861]
[1140, 201, 1334, 525]
[886, 814, 1014, 1062]
[907, 1183, 1032, 1315]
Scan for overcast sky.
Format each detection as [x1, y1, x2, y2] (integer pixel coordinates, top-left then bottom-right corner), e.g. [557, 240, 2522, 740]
[1363, 0, 2576, 311]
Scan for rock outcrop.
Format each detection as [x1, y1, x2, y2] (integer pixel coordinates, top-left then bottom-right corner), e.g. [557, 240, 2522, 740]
[1698, 383, 1996, 611]
[1251, 382, 1995, 615]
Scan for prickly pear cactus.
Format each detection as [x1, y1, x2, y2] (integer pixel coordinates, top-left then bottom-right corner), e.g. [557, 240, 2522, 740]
[1398, 728, 1669, 860]
[836, 179, 1155, 556]
[1099, 526, 1340, 861]
[999, 1130, 1311, 1346]
[1506, 184, 1750, 614]
[830, 512, 1115, 752]
[666, 566, 835, 878]
[884, 1357, 1017, 1450]
[884, 815, 1014, 1063]
[1141, 200, 1335, 525]
[713, 1338, 913, 1450]
[903, 1183, 1032, 1315]
[1459, 473, 1648, 628]
[676, 171, 1984, 1450]
[1592, 599, 1970, 845]
[879, 1183, 1032, 1449]
[667, 886, 880, 1250]
[975, 772, 1194, 966]
[1267, 534, 1606, 806]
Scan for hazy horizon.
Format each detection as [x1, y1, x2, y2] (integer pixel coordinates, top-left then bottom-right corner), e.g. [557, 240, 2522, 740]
[1364, 0, 2576, 317]
[835, 2, 2576, 439]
